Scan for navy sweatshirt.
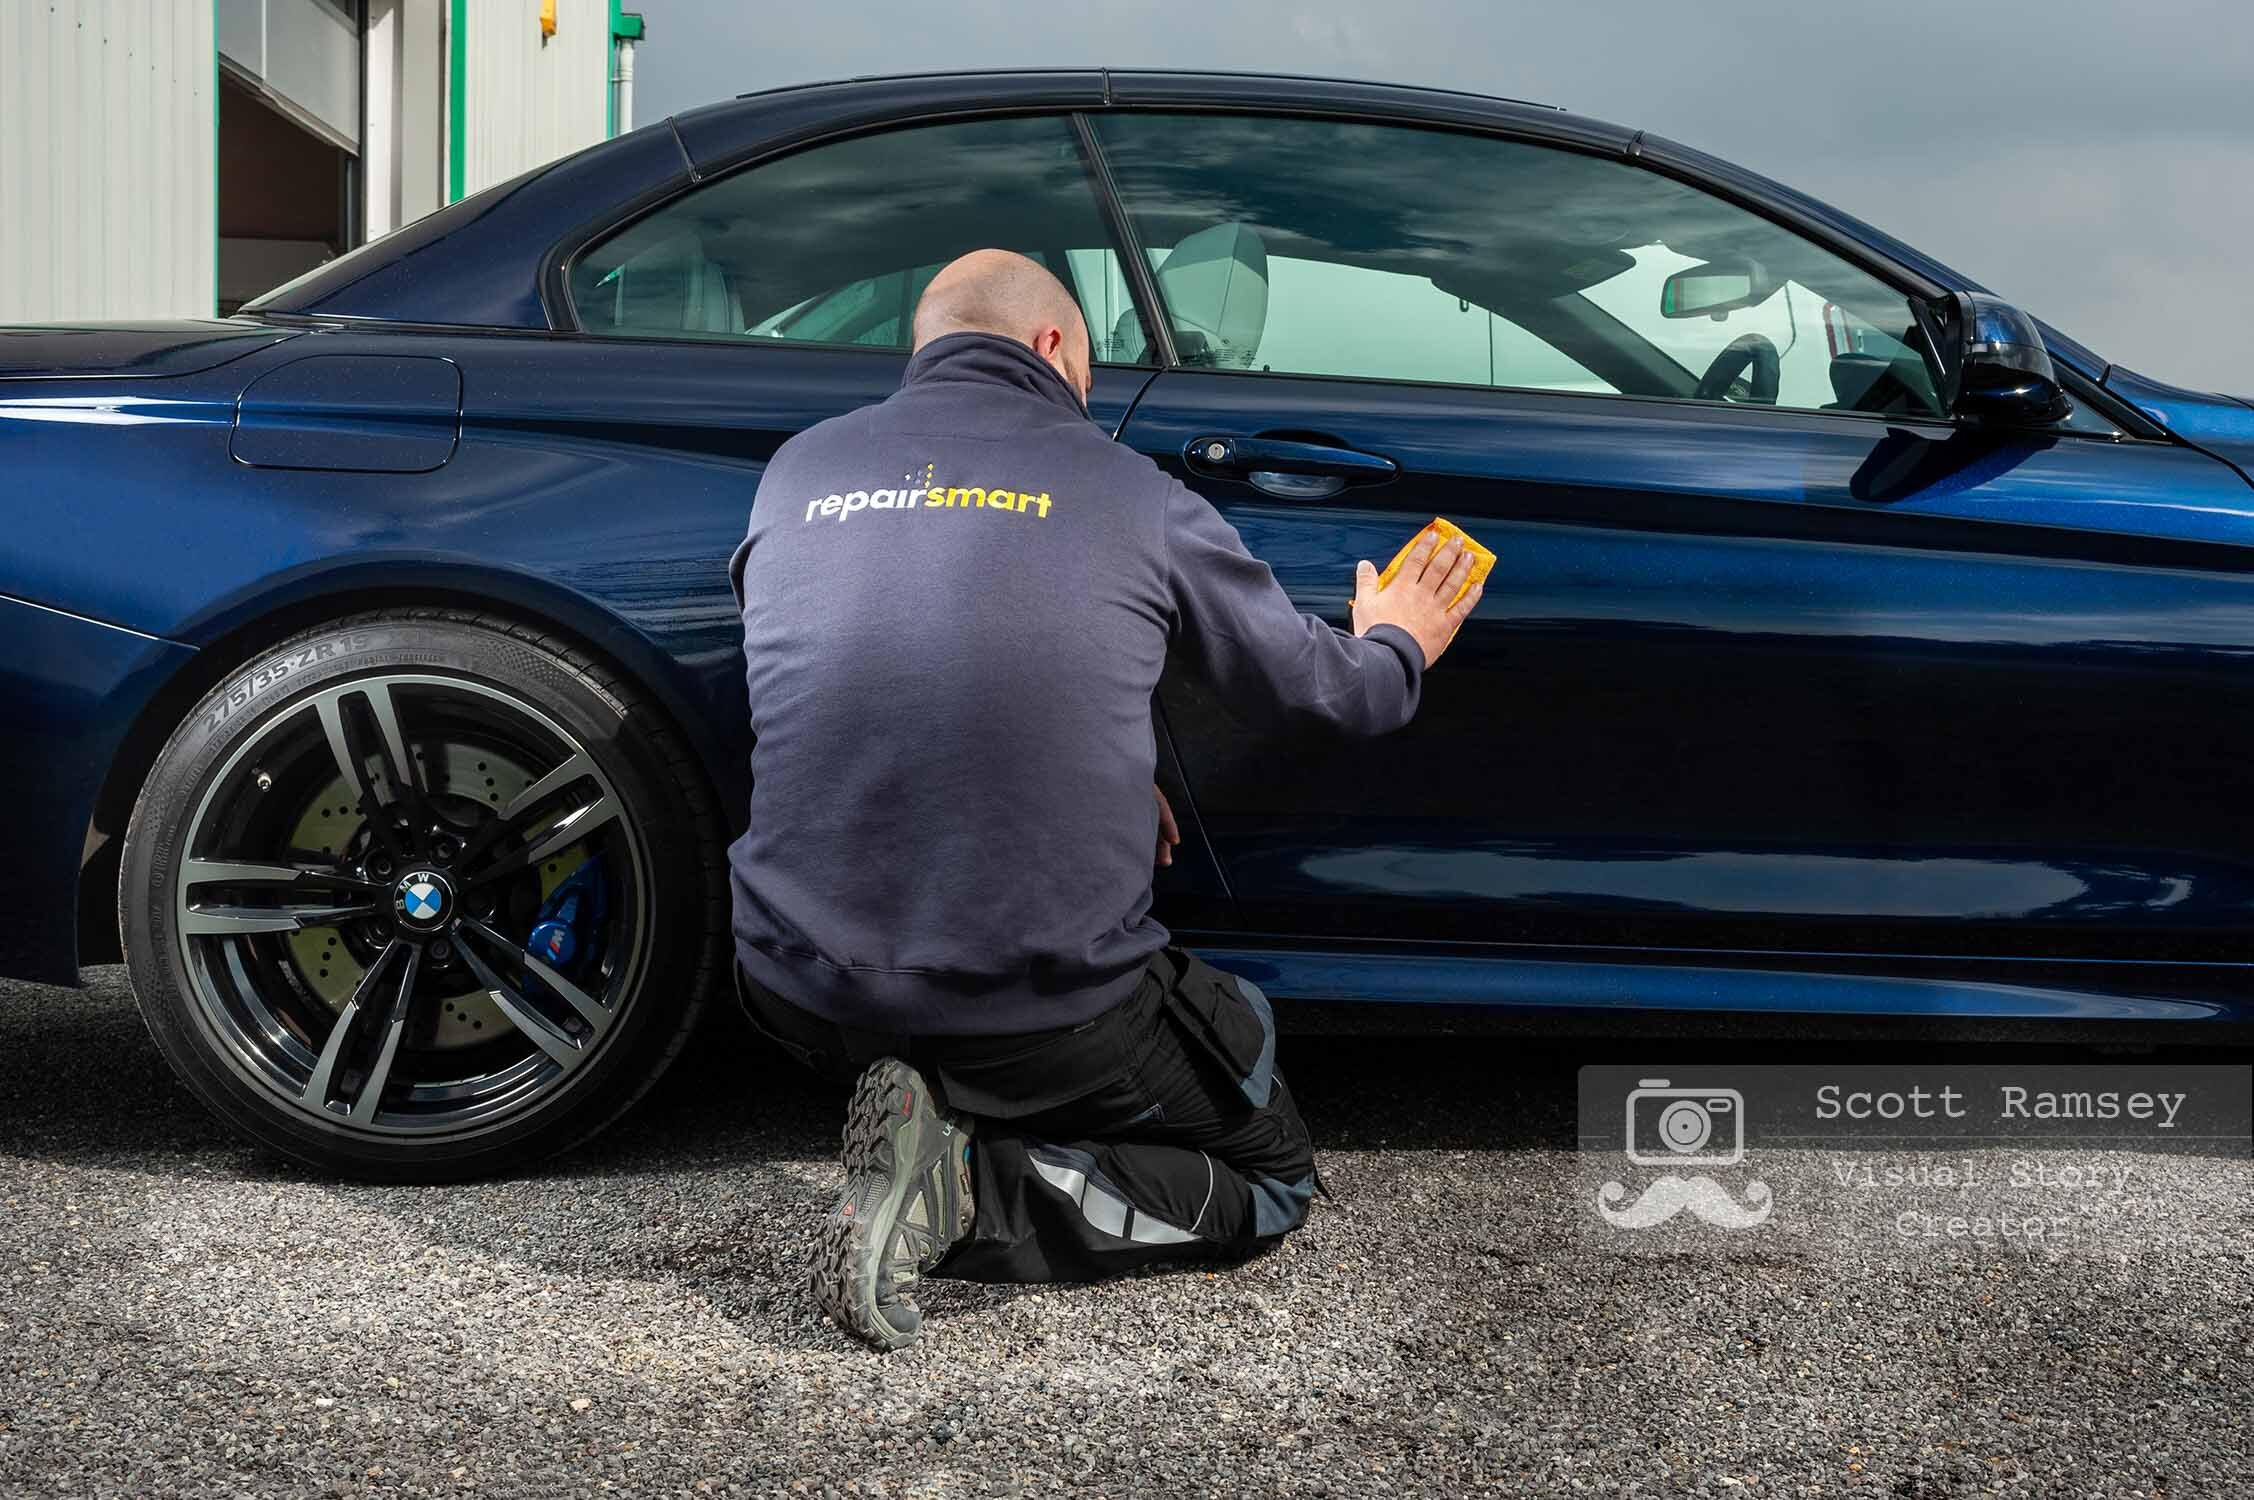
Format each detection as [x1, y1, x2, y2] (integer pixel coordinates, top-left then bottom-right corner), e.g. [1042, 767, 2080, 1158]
[727, 332, 1425, 1036]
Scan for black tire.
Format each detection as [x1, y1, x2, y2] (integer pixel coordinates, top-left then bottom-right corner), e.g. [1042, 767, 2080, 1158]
[119, 609, 728, 1181]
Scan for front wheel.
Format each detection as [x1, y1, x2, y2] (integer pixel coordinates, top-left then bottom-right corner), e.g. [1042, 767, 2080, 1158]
[120, 610, 727, 1180]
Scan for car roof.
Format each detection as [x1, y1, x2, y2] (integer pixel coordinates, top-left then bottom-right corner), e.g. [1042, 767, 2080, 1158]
[668, 68, 1634, 176]
[731, 67, 1565, 114]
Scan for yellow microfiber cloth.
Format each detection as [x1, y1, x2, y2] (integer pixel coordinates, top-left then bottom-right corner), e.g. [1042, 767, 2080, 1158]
[1374, 517, 1494, 609]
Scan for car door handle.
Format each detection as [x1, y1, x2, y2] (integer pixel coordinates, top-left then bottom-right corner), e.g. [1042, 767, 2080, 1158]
[1184, 434, 1399, 499]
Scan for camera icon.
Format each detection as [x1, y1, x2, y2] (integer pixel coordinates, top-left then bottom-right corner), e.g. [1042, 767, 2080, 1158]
[1625, 1078, 1746, 1169]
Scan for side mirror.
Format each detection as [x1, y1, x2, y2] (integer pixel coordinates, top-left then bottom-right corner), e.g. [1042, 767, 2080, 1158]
[1934, 291, 2069, 425]
[1659, 258, 1775, 319]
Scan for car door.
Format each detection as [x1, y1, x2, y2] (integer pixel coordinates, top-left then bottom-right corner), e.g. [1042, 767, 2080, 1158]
[1091, 109, 2254, 965]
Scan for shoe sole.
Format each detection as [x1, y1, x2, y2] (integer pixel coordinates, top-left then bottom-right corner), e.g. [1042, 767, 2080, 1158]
[812, 1061, 925, 1351]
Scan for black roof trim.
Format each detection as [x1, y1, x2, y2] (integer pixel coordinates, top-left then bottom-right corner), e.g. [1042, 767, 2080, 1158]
[663, 116, 701, 181]
[732, 67, 1103, 101]
[1112, 67, 1563, 112]
[732, 66, 1562, 113]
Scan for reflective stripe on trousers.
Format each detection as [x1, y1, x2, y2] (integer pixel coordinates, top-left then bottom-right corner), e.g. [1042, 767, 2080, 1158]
[1028, 1144, 1207, 1246]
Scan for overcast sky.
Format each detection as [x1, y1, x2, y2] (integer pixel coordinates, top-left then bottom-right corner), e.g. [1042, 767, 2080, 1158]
[631, 0, 2252, 393]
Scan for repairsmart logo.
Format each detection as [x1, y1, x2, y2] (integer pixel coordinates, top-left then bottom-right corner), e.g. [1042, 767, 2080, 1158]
[801, 462, 1056, 525]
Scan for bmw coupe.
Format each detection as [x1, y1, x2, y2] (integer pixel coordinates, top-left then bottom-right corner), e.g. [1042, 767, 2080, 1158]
[7, 70, 2253, 1177]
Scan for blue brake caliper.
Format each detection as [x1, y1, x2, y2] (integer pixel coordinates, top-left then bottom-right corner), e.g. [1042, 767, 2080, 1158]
[527, 854, 609, 976]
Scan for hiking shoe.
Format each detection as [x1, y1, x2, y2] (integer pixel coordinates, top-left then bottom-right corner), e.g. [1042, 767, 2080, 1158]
[811, 1058, 975, 1351]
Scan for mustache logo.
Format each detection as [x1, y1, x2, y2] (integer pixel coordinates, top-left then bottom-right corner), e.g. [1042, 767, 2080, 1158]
[1597, 1174, 1775, 1230]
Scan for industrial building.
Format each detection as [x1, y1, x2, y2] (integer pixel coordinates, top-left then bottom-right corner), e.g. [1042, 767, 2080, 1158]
[0, 0, 645, 322]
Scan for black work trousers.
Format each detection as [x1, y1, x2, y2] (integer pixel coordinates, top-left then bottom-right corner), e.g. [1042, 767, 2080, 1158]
[737, 946, 1317, 1283]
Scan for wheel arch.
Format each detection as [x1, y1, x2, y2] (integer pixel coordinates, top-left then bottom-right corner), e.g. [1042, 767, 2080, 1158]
[80, 564, 744, 969]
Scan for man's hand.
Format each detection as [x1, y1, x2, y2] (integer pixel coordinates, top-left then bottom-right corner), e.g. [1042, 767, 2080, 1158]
[1351, 531, 1485, 668]
[1154, 784, 1181, 868]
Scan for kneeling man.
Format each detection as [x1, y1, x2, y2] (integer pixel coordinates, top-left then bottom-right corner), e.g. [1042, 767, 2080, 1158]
[727, 249, 1481, 1349]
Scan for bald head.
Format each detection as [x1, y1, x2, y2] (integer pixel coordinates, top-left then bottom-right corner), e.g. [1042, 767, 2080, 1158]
[912, 249, 1093, 406]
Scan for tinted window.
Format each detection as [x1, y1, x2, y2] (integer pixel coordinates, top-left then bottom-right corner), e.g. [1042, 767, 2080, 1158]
[570, 116, 1147, 359]
[1091, 114, 1939, 416]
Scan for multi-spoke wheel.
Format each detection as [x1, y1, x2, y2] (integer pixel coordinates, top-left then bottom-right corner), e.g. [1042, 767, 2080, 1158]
[121, 611, 726, 1179]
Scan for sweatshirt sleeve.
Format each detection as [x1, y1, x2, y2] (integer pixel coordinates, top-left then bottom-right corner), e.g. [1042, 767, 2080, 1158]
[1163, 478, 1424, 735]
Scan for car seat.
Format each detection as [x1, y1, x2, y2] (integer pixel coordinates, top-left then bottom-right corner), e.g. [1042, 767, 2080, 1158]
[1111, 222, 1269, 369]
[605, 232, 744, 336]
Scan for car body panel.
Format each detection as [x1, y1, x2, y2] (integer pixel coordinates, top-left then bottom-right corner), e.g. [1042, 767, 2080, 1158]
[2102, 365, 2254, 486]
[0, 595, 195, 985]
[0, 320, 301, 379]
[1191, 944, 2248, 1022]
[246, 127, 691, 329]
[1128, 369, 2254, 970]
[4, 70, 2251, 1029]
[231, 353, 464, 472]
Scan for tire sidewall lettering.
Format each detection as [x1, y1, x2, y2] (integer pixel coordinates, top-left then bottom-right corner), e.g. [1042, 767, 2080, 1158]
[202, 629, 380, 736]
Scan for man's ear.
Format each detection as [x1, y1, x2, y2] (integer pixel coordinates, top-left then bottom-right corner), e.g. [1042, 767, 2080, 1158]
[1033, 325, 1065, 361]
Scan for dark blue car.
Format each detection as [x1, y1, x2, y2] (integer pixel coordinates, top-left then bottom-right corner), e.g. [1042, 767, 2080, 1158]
[7, 70, 2253, 1178]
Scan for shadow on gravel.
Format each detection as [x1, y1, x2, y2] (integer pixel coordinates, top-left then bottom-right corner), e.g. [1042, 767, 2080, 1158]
[9, 969, 2244, 1178]
[0, 974, 1590, 1173]
[0, 978, 229, 1160]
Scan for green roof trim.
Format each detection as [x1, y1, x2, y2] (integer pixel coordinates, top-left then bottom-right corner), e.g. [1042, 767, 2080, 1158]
[212, 4, 220, 315]
[609, 4, 644, 139]
[447, 0, 468, 202]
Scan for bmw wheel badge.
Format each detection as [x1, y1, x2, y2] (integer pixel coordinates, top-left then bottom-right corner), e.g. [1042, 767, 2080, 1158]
[396, 870, 452, 928]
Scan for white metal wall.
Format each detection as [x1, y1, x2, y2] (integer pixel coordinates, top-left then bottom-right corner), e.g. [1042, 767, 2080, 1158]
[366, 0, 444, 237]
[0, 0, 217, 322]
[457, 0, 608, 200]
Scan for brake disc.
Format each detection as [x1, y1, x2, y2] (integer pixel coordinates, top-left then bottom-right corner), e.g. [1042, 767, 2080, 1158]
[285, 741, 590, 1050]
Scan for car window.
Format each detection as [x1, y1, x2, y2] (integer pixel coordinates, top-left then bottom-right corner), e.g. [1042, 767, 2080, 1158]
[1576, 243, 1930, 412]
[1238, 256, 1612, 392]
[569, 116, 1148, 361]
[1089, 113, 1941, 417]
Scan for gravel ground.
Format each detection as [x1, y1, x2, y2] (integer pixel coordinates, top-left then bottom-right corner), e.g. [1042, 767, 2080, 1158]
[2, 967, 2248, 1499]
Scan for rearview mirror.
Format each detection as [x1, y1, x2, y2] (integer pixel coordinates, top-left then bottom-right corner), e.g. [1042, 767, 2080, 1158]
[1659, 259, 1775, 319]
[1933, 292, 2069, 426]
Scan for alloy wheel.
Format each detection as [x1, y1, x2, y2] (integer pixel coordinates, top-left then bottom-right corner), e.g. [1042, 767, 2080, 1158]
[171, 672, 651, 1135]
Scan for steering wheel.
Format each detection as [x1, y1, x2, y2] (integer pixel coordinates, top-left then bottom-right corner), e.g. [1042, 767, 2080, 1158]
[1693, 333, 1782, 404]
